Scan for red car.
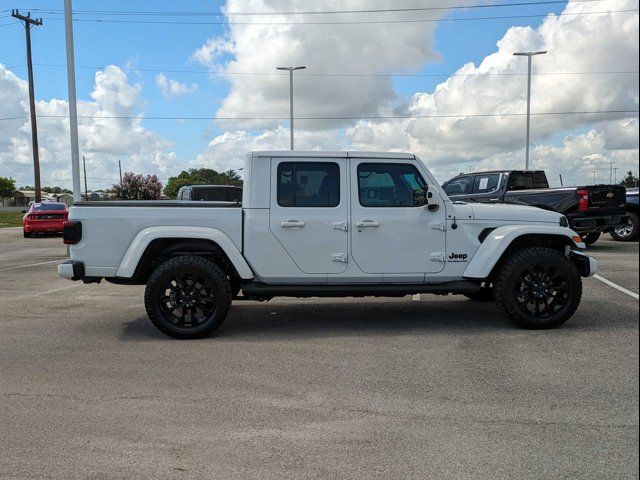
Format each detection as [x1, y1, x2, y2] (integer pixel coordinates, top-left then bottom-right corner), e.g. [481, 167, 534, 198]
[23, 202, 69, 238]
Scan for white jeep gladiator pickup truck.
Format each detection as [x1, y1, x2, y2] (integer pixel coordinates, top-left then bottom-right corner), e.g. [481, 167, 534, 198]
[59, 151, 597, 339]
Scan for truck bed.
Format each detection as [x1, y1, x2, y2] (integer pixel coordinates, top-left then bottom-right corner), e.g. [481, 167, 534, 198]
[68, 201, 243, 278]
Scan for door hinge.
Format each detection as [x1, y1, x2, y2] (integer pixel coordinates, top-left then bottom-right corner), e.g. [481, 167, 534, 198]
[332, 221, 348, 231]
[430, 252, 445, 262]
[430, 222, 446, 231]
[331, 253, 348, 263]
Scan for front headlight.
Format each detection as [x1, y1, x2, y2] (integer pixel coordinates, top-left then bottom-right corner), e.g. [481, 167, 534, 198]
[560, 216, 569, 227]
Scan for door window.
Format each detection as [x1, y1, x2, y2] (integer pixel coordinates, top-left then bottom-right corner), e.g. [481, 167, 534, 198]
[443, 176, 471, 196]
[357, 163, 426, 207]
[472, 174, 500, 194]
[277, 162, 340, 207]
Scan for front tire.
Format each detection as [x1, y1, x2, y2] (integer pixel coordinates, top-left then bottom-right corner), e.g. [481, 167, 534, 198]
[23, 230, 31, 238]
[494, 247, 582, 329]
[610, 213, 639, 242]
[144, 255, 232, 339]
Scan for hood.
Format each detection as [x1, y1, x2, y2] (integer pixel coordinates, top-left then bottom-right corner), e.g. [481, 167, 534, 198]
[468, 203, 562, 224]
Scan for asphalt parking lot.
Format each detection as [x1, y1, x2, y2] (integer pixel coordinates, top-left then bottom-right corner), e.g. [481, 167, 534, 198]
[1, 227, 638, 479]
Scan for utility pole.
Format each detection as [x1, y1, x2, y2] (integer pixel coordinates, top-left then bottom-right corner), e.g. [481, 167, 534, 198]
[513, 51, 547, 171]
[118, 160, 123, 183]
[82, 155, 88, 200]
[276, 66, 306, 150]
[609, 162, 614, 184]
[12, 9, 43, 203]
[592, 170, 596, 185]
[63, 0, 82, 203]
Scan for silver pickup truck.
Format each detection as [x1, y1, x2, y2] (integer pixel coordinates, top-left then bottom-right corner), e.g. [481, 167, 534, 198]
[59, 151, 596, 339]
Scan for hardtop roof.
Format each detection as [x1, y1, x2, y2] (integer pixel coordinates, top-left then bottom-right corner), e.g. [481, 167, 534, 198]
[250, 151, 415, 160]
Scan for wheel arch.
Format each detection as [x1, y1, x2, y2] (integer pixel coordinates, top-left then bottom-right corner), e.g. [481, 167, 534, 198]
[116, 226, 254, 282]
[463, 225, 583, 280]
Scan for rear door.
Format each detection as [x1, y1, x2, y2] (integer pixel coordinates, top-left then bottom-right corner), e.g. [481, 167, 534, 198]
[269, 158, 348, 274]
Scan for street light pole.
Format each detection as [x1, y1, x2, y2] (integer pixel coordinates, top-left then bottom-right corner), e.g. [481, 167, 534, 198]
[276, 66, 306, 150]
[513, 51, 547, 171]
[63, 0, 82, 203]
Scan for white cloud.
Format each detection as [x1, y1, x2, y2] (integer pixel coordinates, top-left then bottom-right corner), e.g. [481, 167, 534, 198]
[155, 73, 198, 98]
[193, 0, 449, 130]
[343, 0, 639, 184]
[0, 64, 177, 189]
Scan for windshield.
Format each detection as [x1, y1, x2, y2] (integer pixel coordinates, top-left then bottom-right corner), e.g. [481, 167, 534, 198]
[31, 203, 67, 211]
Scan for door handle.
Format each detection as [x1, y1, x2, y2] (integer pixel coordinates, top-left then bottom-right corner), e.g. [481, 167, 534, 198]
[281, 220, 305, 228]
[355, 220, 380, 228]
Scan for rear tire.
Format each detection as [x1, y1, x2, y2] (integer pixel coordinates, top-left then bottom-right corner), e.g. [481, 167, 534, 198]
[23, 230, 31, 238]
[610, 213, 639, 242]
[581, 232, 601, 246]
[144, 255, 232, 339]
[494, 247, 582, 329]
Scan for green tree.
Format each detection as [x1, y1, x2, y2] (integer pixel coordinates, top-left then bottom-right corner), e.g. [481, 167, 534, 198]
[163, 168, 242, 199]
[0, 177, 16, 198]
[113, 172, 163, 200]
[620, 171, 639, 188]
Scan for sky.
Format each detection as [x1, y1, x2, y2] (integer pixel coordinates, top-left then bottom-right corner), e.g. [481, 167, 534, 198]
[0, 0, 638, 191]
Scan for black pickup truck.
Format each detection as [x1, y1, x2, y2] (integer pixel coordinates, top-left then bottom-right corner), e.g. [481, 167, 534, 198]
[442, 170, 627, 245]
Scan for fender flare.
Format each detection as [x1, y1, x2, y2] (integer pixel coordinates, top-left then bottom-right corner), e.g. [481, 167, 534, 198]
[116, 226, 254, 279]
[463, 225, 584, 279]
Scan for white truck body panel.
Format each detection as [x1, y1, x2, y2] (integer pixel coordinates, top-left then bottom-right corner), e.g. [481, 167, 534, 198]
[61, 151, 593, 284]
[67, 205, 243, 278]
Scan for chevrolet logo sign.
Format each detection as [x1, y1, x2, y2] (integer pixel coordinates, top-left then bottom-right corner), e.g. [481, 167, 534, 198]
[606, 192, 615, 199]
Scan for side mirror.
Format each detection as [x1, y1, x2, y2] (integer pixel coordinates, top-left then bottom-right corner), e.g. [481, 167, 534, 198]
[21, 210, 27, 214]
[426, 185, 439, 212]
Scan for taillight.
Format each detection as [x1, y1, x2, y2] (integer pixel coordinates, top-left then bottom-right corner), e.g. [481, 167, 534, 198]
[63, 221, 82, 245]
[576, 189, 589, 212]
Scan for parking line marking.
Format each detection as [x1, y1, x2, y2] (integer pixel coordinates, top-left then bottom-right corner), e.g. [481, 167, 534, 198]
[13, 284, 81, 300]
[0, 259, 66, 272]
[593, 274, 639, 300]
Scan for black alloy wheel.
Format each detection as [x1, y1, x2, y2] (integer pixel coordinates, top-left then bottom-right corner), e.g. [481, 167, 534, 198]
[145, 255, 231, 339]
[495, 247, 582, 329]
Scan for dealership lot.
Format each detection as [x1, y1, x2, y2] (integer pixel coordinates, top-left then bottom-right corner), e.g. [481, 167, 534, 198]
[0, 227, 637, 479]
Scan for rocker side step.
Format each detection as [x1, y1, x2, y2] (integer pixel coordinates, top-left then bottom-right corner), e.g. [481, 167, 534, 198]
[240, 281, 481, 299]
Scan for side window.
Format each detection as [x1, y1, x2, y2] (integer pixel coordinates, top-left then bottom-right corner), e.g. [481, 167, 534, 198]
[358, 163, 426, 207]
[472, 174, 500, 194]
[443, 176, 471, 196]
[277, 162, 340, 207]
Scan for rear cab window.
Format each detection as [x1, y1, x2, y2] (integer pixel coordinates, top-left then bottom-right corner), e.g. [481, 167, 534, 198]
[277, 162, 340, 207]
[508, 172, 549, 190]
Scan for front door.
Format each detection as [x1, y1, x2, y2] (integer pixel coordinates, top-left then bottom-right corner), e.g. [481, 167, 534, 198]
[269, 158, 349, 274]
[350, 159, 446, 275]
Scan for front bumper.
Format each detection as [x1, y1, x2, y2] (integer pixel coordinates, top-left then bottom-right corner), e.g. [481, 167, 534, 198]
[570, 214, 628, 234]
[58, 260, 85, 281]
[569, 251, 598, 277]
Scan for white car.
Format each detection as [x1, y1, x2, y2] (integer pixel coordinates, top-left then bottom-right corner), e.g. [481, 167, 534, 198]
[59, 151, 596, 339]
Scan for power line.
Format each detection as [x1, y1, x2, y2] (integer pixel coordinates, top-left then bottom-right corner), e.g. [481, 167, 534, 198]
[21, 0, 619, 16]
[6, 63, 639, 78]
[1, 109, 637, 122]
[37, 9, 639, 26]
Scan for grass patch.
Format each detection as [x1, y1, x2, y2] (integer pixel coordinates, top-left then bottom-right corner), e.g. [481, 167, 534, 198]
[0, 211, 24, 228]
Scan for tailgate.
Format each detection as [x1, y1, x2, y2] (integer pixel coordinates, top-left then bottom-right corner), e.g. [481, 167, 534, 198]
[587, 185, 626, 213]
